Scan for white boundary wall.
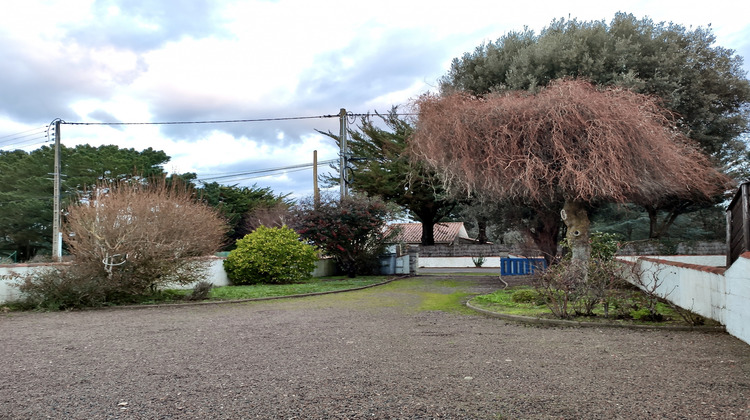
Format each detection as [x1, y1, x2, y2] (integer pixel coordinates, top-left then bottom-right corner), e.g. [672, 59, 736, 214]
[419, 256, 502, 268]
[0, 257, 338, 303]
[619, 254, 750, 346]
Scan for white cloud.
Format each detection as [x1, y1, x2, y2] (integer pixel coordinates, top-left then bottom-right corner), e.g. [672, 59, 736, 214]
[1, 0, 749, 197]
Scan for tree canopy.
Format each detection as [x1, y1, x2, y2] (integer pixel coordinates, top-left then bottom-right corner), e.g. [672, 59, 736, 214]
[438, 12, 750, 246]
[197, 182, 290, 249]
[441, 12, 750, 161]
[411, 79, 731, 263]
[0, 144, 171, 260]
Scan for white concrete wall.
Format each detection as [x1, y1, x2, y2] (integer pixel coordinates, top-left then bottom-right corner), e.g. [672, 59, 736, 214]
[630, 258, 727, 324]
[418, 256, 502, 268]
[0, 263, 71, 304]
[648, 255, 726, 267]
[621, 254, 750, 346]
[0, 258, 340, 303]
[725, 254, 750, 345]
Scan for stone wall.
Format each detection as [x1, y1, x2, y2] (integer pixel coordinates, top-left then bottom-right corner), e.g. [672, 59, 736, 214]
[411, 244, 509, 258]
[617, 241, 725, 256]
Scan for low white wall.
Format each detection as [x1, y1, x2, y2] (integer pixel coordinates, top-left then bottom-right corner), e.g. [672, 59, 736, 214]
[0, 263, 71, 304]
[620, 254, 750, 346]
[626, 257, 727, 324]
[647, 255, 726, 267]
[419, 256, 502, 268]
[0, 258, 340, 303]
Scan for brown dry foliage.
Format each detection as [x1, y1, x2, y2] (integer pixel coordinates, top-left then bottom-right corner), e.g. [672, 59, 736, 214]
[64, 179, 227, 292]
[410, 79, 732, 206]
[244, 202, 291, 232]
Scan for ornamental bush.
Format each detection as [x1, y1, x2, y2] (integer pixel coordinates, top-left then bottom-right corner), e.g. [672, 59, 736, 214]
[223, 225, 318, 285]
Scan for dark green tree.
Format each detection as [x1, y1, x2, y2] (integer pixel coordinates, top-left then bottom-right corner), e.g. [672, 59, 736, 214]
[440, 12, 750, 245]
[320, 109, 459, 245]
[0, 145, 171, 260]
[197, 182, 290, 248]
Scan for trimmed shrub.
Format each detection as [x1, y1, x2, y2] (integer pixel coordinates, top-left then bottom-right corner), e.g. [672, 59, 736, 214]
[510, 289, 540, 304]
[224, 226, 318, 285]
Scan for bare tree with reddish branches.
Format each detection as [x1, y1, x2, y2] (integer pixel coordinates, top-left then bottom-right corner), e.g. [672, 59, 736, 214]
[411, 79, 732, 266]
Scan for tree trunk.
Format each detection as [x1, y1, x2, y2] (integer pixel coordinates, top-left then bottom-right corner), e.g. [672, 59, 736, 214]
[561, 200, 591, 264]
[421, 221, 435, 245]
[476, 218, 488, 244]
[646, 205, 684, 239]
[528, 210, 562, 266]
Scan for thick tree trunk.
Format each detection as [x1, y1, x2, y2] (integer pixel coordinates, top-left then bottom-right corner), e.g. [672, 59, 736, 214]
[476, 218, 488, 244]
[561, 200, 591, 264]
[421, 221, 435, 245]
[527, 210, 562, 266]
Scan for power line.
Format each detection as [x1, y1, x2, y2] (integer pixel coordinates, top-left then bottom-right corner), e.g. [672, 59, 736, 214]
[0, 126, 48, 141]
[196, 159, 338, 182]
[0, 129, 50, 147]
[203, 166, 316, 184]
[59, 112, 418, 126]
[0, 136, 52, 151]
[62, 114, 340, 126]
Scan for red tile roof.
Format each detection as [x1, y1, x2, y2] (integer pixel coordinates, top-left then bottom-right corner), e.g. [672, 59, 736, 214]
[386, 222, 469, 244]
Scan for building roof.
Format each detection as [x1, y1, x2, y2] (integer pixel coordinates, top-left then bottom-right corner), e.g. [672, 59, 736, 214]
[387, 222, 470, 244]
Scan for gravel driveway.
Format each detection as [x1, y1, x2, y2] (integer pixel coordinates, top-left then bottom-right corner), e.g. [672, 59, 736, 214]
[1, 275, 748, 419]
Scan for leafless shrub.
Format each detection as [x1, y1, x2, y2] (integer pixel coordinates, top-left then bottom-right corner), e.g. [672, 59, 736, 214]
[187, 281, 214, 301]
[244, 202, 291, 232]
[60, 178, 227, 298]
[534, 259, 587, 319]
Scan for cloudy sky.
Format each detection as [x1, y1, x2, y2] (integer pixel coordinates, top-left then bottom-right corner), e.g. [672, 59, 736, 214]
[1, 0, 749, 198]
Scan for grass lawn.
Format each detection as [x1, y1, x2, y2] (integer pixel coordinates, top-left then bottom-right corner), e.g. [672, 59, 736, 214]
[470, 285, 720, 327]
[138, 276, 392, 305]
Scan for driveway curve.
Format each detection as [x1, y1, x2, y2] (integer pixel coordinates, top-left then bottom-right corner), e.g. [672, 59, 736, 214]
[1, 275, 748, 419]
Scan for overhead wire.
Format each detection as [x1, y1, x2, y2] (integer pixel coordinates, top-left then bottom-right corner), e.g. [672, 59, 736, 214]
[62, 114, 340, 126]
[0, 125, 48, 141]
[196, 159, 338, 183]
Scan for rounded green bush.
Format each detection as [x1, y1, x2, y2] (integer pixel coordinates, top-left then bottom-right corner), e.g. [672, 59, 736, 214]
[223, 226, 318, 285]
[510, 289, 539, 304]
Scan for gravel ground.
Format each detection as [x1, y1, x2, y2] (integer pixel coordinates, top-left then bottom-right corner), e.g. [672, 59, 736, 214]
[1, 274, 749, 419]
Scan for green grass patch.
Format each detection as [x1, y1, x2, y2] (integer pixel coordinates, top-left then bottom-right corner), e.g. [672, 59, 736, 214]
[208, 276, 388, 300]
[417, 291, 473, 313]
[470, 286, 716, 326]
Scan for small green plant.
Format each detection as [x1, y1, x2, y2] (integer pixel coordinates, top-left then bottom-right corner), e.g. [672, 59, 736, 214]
[224, 225, 318, 285]
[472, 256, 486, 267]
[590, 232, 621, 261]
[510, 289, 538, 304]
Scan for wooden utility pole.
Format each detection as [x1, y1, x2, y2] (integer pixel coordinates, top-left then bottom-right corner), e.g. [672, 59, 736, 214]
[339, 108, 347, 200]
[313, 150, 320, 208]
[52, 120, 62, 262]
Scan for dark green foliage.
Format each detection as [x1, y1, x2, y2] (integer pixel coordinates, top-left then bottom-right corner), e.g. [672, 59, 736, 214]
[320, 109, 458, 245]
[0, 145, 172, 261]
[442, 13, 750, 159]
[589, 232, 621, 261]
[16, 265, 119, 310]
[510, 289, 540, 304]
[440, 12, 749, 241]
[224, 226, 318, 285]
[197, 182, 290, 249]
[293, 195, 394, 277]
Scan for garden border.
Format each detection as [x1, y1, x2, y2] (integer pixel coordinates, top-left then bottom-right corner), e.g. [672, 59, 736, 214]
[102, 276, 406, 311]
[465, 300, 727, 332]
